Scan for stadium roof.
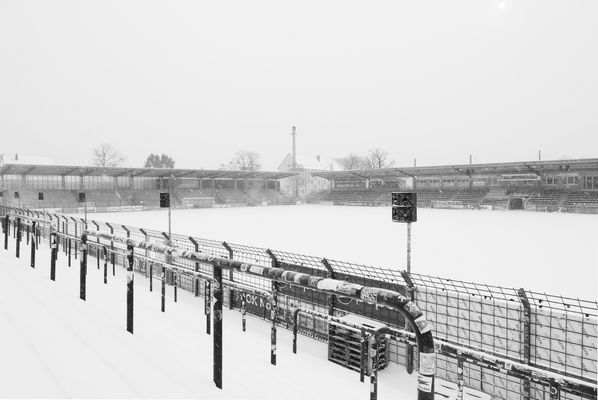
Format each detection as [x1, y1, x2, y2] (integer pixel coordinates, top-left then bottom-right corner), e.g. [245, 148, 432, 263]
[311, 158, 598, 180]
[0, 164, 296, 180]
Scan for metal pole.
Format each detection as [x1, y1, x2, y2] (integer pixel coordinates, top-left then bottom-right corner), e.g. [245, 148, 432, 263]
[30, 221, 36, 268]
[161, 267, 166, 312]
[80, 233, 87, 300]
[271, 281, 278, 366]
[205, 280, 211, 334]
[103, 246, 108, 284]
[174, 272, 177, 303]
[4, 215, 9, 250]
[50, 231, 57, 281]
[168, 175, 172, 245]
[15, 217, 21, 258]
[213, 265, 223, 389]
[126, 244, 134, 334]
[406, 222, 412, 273]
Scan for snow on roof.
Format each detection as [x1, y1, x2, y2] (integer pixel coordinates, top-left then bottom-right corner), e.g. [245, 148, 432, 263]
[0, 154, 54, 167]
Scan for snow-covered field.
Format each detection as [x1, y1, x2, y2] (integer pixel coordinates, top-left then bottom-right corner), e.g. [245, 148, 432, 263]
[0, 245, 418, 399]
[88, 205, 598, 300]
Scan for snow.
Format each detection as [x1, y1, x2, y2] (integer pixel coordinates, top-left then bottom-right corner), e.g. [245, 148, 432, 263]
[87, 205, 598, 300]
[0, 244, 420, 399]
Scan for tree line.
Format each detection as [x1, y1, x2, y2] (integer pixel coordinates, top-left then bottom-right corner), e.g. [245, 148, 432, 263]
[91, 144, 394, 171]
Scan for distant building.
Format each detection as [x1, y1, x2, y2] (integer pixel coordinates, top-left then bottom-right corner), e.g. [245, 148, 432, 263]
[0, 153, 54, 167]
[278, 153, 344, 199]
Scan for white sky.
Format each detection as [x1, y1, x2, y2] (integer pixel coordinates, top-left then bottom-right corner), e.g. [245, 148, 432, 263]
[1, 0, 597, 170]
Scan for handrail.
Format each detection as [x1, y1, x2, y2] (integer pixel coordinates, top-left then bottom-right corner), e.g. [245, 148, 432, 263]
[83, 229, 437, 400]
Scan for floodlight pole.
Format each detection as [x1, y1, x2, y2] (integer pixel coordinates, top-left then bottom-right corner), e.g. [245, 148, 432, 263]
[168, 174, 173, 245]
[406, 222, 411, 273]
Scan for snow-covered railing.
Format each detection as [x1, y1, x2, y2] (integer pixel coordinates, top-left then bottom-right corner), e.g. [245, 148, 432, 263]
[82, 229, 437, 400]
[2, 206, 597, 400]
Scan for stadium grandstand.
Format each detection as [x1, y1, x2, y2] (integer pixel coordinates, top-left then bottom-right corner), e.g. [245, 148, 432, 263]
[0, 164, 296, 211]
[310, 158, 598, 213]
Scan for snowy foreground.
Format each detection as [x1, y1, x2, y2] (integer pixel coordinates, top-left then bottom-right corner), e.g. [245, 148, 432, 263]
[89, 205, 598, 300]
[0, 245, 420, 399]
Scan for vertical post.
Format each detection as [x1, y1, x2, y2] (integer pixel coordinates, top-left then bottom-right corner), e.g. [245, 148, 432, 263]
[241, 296, 246, 332]
[205, 280, 211, 334]
[26, 223, 29, 245]
[93, 221, 100, 270]
[50, 231, 58, 281]
[322, 258, 336, 316]
[360, 328, 368, 383]
[3, 215, 8, 250]
[161, 267, 166, 312]
[16, 217, 21, 258]
[73, 218, 78, 260]
[400, 270, 416, 375]
[370, 335, 378, 400]
[518, 288, 532, 400]
[265, 249, 278, 364]
[271, 282, 278, 366]
[222, 242, 234, 310]
[106, 223, 115, 276]
[457, 356, 464, 400]
[407, 222, 412, 273]
[292, 308, 299, 353]
[190, 237, 200, 297]
[103, 246, 108, 284]
[213, 265, 223, 389]
[68, 235, 72, 267]
[167, 198, 171, 243]
[80, 233, 87, 301]
[30, 221, 36, 268]
[174, 272, 178, 303]
[126, 244, 134, 334]
[140, 229, 149, 277]
[149, 263, 153, 291]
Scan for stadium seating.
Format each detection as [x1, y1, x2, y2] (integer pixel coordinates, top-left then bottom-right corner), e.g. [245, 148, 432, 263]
[526, 189, 568, 210]
[561, 191, 598, 208]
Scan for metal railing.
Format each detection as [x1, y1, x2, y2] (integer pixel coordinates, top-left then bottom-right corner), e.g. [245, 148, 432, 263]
[1, 205, 596, 400]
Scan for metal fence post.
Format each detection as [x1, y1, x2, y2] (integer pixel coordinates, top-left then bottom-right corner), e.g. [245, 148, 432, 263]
[189, 237, 200, 297]
[127, 244, 134, 334]
[322, 258, 336, 316]
[400, 270, 417, 375]
[50, 230, 58, 281]
[161, 266, 166, 312]
[70, 217, 78, 260]
[15, 217, 21, 258]
[103, 246, 108, 284]
[80, 233, 87, 300]
[205, 280, 211, 334]
[518, 288, 532, 400]
[30, 221, 36, 268]
[222, 241, 234, 310]
[4, 215, 9, 250]
[92, 221, 100, 270]
[213, 264, 223, 389]
[162, 232, 172, 284]
[266, 249, 279, 366]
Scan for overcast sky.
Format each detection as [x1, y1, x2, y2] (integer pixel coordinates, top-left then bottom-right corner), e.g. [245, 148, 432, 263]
[1, 0, 596, 170]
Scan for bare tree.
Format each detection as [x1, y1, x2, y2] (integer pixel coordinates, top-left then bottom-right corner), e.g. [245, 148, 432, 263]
[232, 150, 261, 171]
[367, 148, 394, 169]
[93, 144, 126, 167]
[339, 153, 370, 170]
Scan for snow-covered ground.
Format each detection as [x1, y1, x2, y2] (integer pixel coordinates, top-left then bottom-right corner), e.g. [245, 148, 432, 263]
[0, 244, 419, 399]
[87, 205, 598, 300]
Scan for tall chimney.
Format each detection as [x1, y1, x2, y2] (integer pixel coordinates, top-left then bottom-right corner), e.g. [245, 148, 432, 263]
[291, 126, 297, 170]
